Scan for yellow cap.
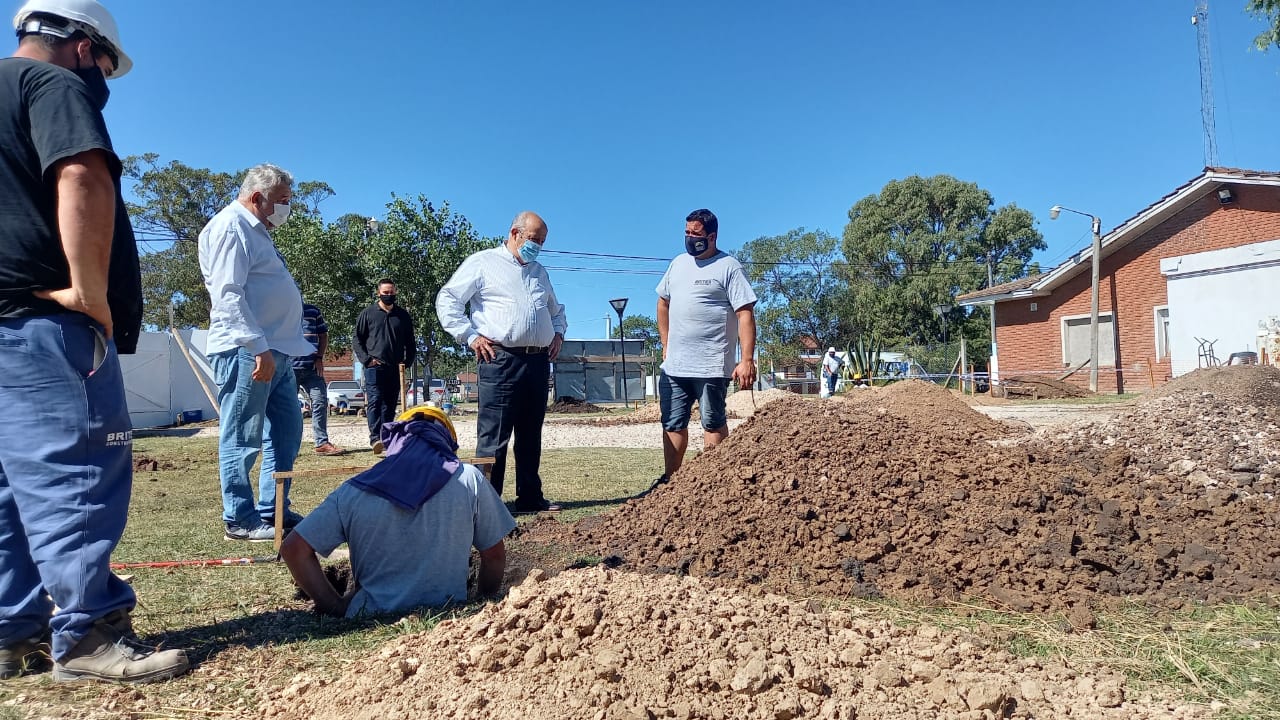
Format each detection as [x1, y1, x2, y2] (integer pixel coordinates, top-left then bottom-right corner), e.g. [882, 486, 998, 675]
[395, 404, 457, 442]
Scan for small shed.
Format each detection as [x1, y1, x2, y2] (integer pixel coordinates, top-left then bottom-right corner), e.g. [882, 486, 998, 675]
[552, 338, 645, 404]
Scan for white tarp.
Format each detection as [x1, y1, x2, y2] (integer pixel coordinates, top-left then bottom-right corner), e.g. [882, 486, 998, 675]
[119, 329, 218, 429]
[1161, 238, 1280, 376]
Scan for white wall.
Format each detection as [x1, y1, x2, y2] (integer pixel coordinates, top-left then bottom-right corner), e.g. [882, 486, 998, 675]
[1162, 239, 1280, 376]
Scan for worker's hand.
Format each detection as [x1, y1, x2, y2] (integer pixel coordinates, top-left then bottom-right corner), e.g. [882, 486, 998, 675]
[252, 350, 275, 383]
[549, 332, 564, 361]
[732, 358, 757, 389]
[314, 358, 325, 376]
[471, 334, 497, 362]
[35, 287, 113, 339]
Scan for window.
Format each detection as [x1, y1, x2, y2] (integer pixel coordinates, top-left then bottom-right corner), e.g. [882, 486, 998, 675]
[1060, 313, 1116, 367]
[1153, 306, 1170, 362]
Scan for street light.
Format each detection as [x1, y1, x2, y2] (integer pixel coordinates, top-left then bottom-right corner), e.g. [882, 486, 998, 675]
[1049, 205, 1103, 393]
[609, 298, 629, 407]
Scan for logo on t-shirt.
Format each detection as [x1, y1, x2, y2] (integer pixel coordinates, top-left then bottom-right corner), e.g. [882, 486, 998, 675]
[694, 279, 719, 287]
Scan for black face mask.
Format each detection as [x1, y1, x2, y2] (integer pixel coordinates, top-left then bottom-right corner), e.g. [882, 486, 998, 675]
[685, 235, 709, 256]
[72, 55, 109, 111]
[379, 294, 397, 306]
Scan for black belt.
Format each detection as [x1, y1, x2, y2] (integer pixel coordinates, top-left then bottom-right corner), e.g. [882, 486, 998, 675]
[496, 344, 548, 355]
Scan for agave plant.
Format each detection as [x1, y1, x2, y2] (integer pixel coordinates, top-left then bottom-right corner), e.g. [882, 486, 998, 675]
[845, 337, 884, 386]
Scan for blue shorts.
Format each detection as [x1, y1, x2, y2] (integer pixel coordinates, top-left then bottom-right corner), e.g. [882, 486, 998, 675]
[659, 373, 730, 431]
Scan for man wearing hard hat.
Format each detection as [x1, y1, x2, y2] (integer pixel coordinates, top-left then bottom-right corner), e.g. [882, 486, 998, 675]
[280, 405, 517, 617]
[821, 346, 844, 398]
[0, 0, 189, 682]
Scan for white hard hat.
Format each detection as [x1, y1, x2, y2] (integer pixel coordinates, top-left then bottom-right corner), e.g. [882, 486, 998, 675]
[13, 0, 132, 78]
[827, 347, 836, 353]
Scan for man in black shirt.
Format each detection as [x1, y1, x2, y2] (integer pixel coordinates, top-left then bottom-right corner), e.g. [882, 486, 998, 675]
[354, 279, 417, 453]
[0, 0, 188, 683]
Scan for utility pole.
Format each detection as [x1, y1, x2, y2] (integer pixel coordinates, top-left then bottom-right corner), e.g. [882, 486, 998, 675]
[1193, 0, 1219, 167]
[1088, 216, 1102, 393]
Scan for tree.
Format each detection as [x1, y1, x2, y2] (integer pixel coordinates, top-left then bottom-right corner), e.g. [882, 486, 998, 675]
[840, 175, 1043, 347]
[359, 195, 495, 381]
[738, 228, 849, 367]
[270, 214, 366, 354]
[621, 314, 661, 357]
[1248, 0, 1280, 50]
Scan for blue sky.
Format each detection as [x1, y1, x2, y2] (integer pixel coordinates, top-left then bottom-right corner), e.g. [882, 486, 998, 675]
[82, 1, 1280, 338]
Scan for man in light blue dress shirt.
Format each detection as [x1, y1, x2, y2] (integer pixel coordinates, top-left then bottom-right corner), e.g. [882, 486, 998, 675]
[198, 164, 316, 542]
[436, 211, 567, 513]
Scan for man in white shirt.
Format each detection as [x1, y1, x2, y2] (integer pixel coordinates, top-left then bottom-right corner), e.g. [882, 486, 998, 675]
[821, 347, 844, 396]
[198, 164, 316, 542]
[436, 211, 567, 513]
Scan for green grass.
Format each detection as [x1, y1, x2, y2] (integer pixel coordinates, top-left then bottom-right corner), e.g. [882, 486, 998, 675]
[1020, 392, 1142, 405]
[2, 434, 1277, 718]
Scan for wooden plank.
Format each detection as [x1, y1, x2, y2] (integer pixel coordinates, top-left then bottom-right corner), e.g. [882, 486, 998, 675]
[170, 327, 219, 416]
[272, 457, 496, 481]
[1056, 358, 1090, 382]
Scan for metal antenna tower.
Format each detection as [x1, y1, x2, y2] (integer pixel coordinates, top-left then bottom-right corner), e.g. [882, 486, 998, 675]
[1192, 0, 1219, 167]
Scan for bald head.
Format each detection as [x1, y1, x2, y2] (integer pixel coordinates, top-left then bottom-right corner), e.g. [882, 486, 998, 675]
[506, 210, 548, 265]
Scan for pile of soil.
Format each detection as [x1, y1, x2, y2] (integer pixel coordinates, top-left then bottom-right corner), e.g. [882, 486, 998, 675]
[548, 397, 608, 414]
[724, 387, 792, 417]
[543, 376, 1279, 612]
[258, 567, 1205, 720]
[132, 454, 175, 472]
[1001, 376, 1092, 400]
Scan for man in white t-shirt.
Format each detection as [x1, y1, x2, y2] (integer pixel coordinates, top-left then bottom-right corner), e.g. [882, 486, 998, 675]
[654, 209, 758, 485]
[821, 347, 844, 396]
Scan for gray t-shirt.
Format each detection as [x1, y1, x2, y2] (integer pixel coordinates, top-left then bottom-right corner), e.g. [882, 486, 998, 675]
[656, 251, 757, 378]
[294, 463, 516, 618]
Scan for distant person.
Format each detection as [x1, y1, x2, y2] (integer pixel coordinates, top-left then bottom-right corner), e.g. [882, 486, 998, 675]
[353, 279, 416, 454]
[436, 211, 567, 513]
[199, 163, 315, 542]
[654, 208, 757, 486]
[281, 406, 516, 617]
[295, 303, 342, 455]
[822, 347, 844, 396]
[0, 0, 189, 682]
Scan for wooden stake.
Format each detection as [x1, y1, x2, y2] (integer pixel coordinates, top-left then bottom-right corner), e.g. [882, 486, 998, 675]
[170, 327, 219, 416]
[1146, 358, 1156, 390]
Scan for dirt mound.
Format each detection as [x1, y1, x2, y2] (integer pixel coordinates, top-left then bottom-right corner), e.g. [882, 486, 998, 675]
[548, 397, 608, 414]
[1146, 365, 1280, 408]
[1001, 376, 1092, 400]
[724, 387, 792, 417]
[259, 567, 1205, 720]
[839, 379, 1018, 438]
[545, 390, 1279, 612]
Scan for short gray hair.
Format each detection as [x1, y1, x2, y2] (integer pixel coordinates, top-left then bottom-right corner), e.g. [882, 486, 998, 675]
[510, 210, 545, 235]
[238, 163, 293, 200]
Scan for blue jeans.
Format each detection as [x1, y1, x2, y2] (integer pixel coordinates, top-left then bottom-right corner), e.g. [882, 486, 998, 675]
[659, 373, 730, 431]
[210, 348, 301, 526]
[295, 366, 329, 446]
[363, 363, 401, 444]
[0, 314, 136, 660]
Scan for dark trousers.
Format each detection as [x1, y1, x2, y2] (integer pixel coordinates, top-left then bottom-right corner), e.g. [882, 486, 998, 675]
[363, 363, 402, 443]
[476, 348, 549, 503]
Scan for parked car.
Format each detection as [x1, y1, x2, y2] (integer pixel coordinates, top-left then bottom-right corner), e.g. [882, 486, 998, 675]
[405, 378, 447, 406]
[326, 380, 367, 415]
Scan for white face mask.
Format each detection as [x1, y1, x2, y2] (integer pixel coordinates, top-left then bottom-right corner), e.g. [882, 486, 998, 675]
[266, 202, 291, 227]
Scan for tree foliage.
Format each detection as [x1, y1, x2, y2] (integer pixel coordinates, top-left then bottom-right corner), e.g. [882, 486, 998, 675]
[1247, 0, 1280, 50]
[738, 228, 849, 367]
[840, 174, 1043, 347]
[620, 314, 661, 358]
[360, 195, 496, 379]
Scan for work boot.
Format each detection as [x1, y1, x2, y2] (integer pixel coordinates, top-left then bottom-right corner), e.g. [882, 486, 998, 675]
[0, 633, 51, 679]
[371, 439, 385, 455]
[53, 610, 189, 683]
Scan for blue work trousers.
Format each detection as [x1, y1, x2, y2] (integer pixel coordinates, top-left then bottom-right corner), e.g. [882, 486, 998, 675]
[0, 314, 136, 660]
[295, 366, 329, 446]
[210, 348, 301, 527]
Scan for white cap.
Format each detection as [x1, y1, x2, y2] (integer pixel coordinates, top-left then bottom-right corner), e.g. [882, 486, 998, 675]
[14, 0, 132, 78]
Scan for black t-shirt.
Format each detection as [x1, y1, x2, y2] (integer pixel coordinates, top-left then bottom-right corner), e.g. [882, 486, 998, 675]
[0, 57, 142, 353]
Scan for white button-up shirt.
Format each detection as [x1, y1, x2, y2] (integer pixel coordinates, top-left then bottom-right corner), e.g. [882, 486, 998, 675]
[198, 201, 315, 358]
[436, 245, 568, 348]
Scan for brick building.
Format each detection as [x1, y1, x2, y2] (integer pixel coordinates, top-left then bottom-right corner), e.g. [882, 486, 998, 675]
[957, 168, 1280, 394]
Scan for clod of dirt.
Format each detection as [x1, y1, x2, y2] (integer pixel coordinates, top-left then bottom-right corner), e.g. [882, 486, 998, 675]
[132, 454, 175, 472]
[1001, 375, 1092, 400]
[548, 397, 608, 414]
[257, 567, 1207, 720]
[536, 374, 1279, 611]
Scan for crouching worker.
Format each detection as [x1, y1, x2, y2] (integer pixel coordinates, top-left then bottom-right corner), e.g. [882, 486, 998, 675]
[281, 406, 516, 617]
